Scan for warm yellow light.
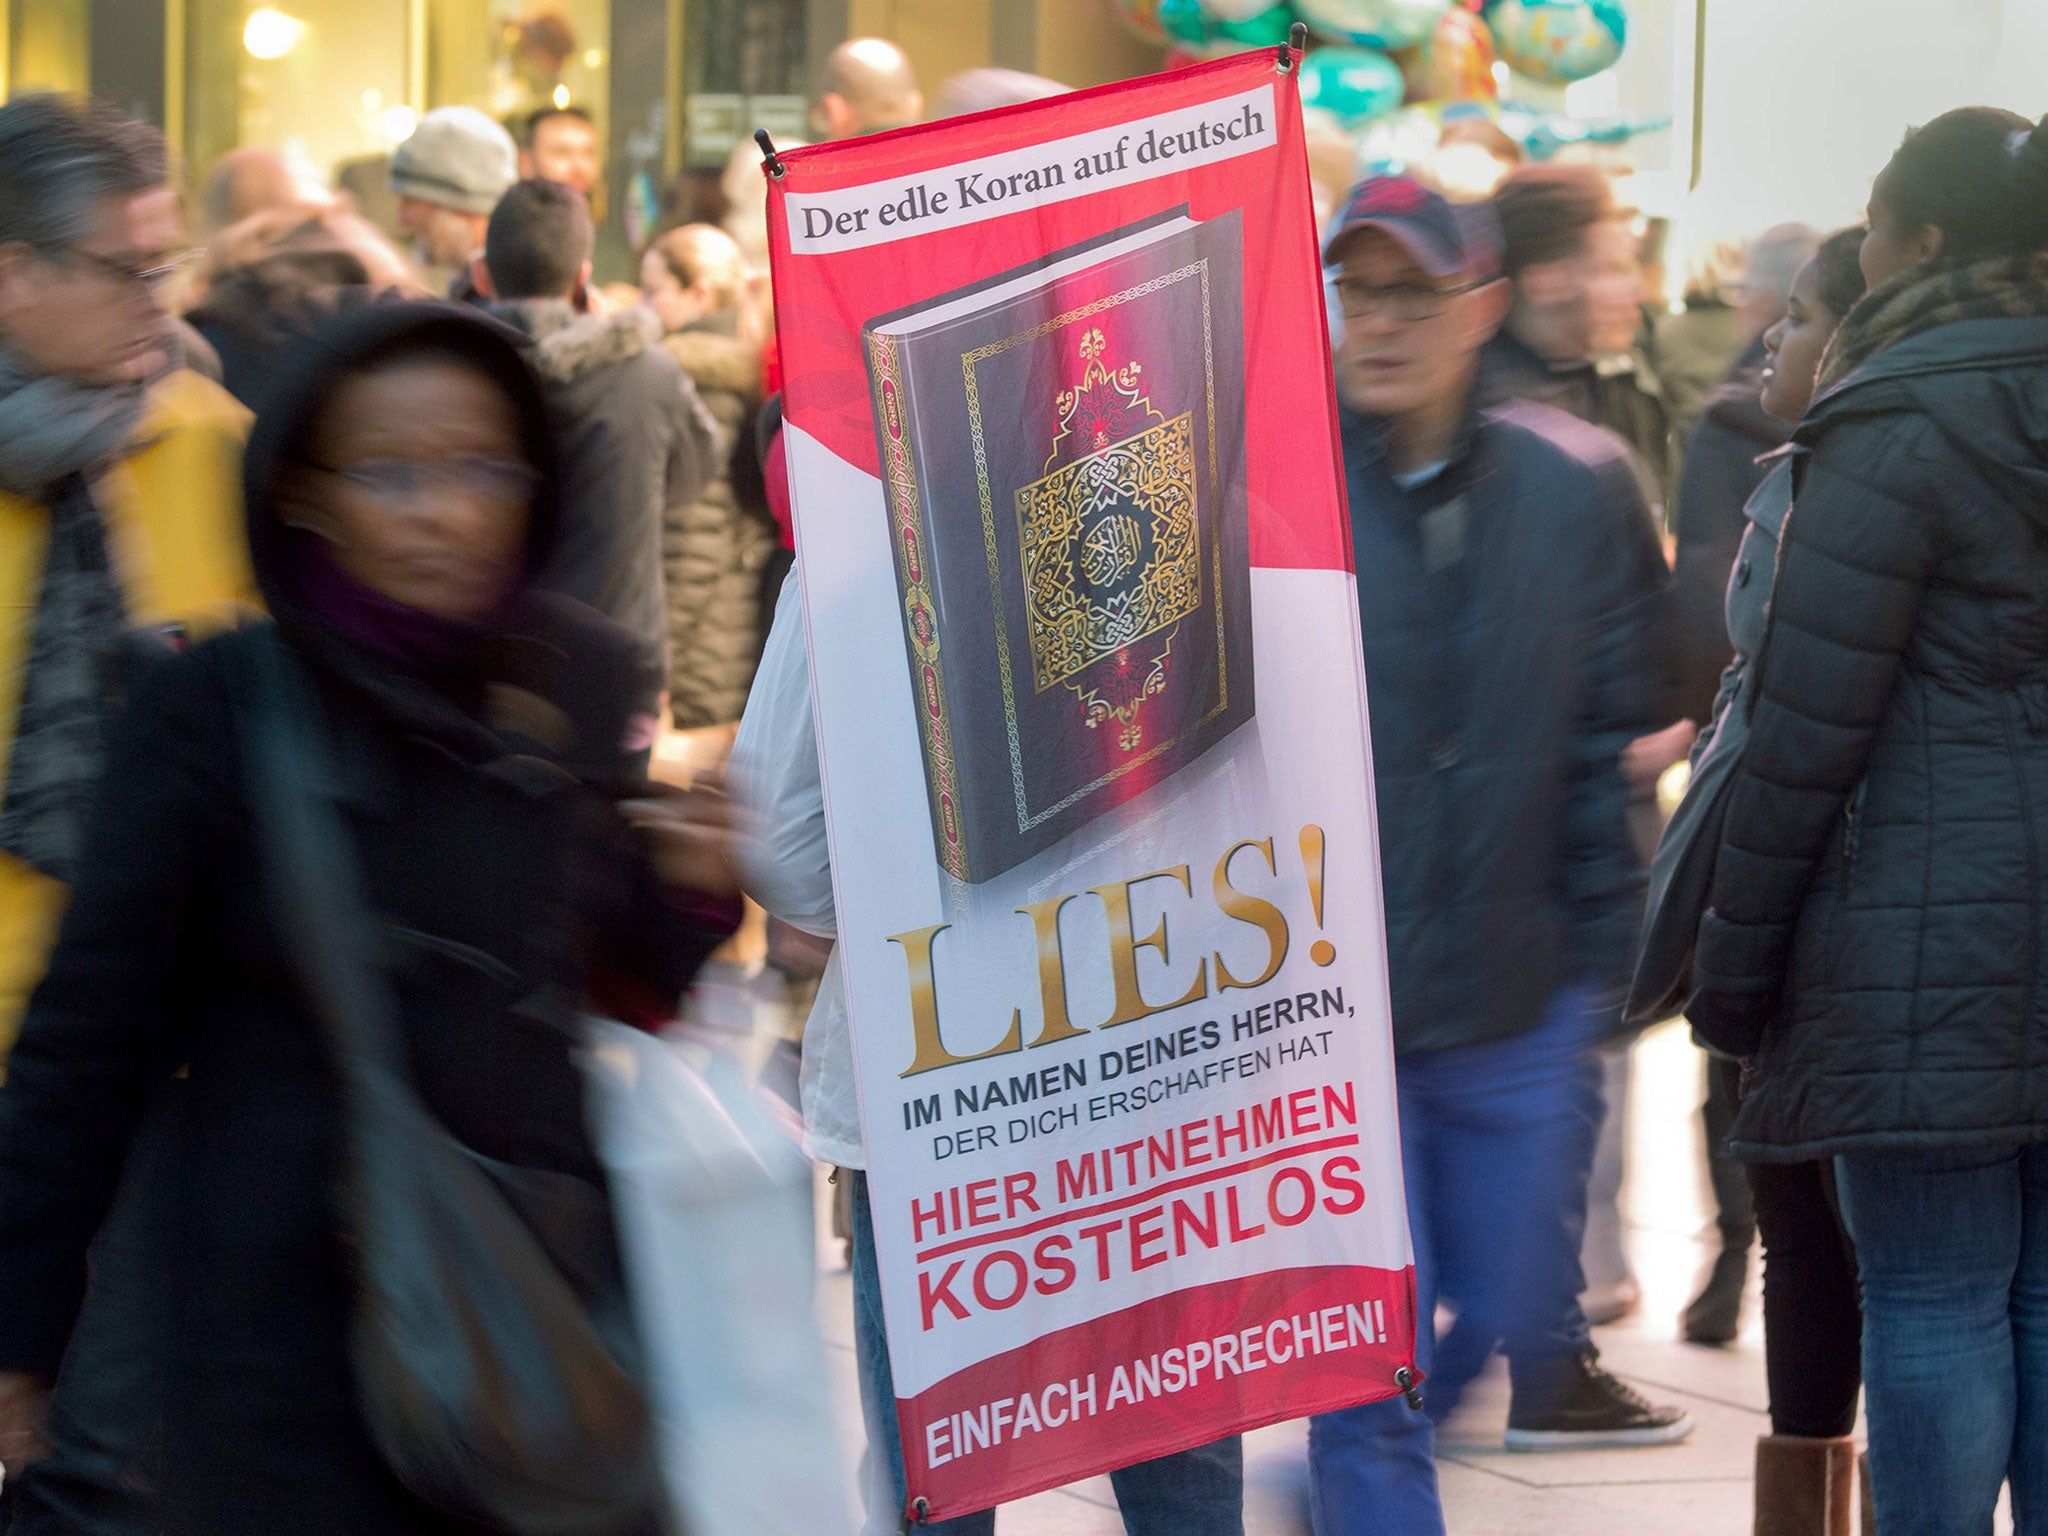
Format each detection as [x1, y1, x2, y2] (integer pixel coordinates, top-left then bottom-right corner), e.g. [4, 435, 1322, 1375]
[360, 87, 382, 113]
[551, 84, 570, 110]
[243, 7, 308, 60]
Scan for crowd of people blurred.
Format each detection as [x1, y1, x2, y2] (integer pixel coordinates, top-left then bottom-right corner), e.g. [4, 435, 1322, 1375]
[0, 26, 2040, 1536]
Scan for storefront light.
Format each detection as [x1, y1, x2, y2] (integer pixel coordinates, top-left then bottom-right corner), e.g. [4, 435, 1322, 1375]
[243, 7, 309, 60]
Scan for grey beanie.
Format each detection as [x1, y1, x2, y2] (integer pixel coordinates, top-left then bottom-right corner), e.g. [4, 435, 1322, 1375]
[390, 106, 517, 216]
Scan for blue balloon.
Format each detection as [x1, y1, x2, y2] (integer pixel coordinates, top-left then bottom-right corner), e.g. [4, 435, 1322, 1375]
[1487, 0, 1627, 85]
[1296, 0, 1451, 52]
[1299, 45, 1408, 126]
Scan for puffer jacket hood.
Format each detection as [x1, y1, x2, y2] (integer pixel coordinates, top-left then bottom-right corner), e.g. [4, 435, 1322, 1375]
[1802, 314, 2048, 527]
[491, 299, 661, 388]
[660, 320, 760, 398]
[240, 296, 563, 656]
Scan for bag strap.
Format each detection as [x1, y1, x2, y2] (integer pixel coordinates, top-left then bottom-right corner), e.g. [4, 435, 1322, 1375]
[228, 628, 410, 1081]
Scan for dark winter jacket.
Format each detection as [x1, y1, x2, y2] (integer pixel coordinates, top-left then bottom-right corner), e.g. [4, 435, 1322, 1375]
[1669, 341, 1786, 726]
[1652, 300, 1753, 463]
[1345, 397, 1670, 1055]
[658, 312, 776, 728]
[1692, 314, 2048, 1159]
[1479, 329, 1673, 508]
[495, 299, 718, 709]
[0, 302, 733, 1533]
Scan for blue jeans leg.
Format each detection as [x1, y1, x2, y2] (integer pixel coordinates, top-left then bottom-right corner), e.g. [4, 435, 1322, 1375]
[1106, 1435, 1244, 1536]
[1836, 1141, 2048, 1536]
[852, 1171, 994, 1536]
[851, 1174, 1247, 1535]
[1414, 986, 1603, 1416]
[1306, 1047, 1444, 1536]
[2015, 1143, 2048, 1535]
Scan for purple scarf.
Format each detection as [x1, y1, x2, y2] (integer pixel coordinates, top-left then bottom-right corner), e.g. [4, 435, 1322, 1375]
[292, 540, 486, 670]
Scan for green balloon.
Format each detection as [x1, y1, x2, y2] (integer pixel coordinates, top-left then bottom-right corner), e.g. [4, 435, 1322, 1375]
[1158, 0, 1213, 43]
[1215, 2, 1298, 44]
[1299, 45, 1406, 125]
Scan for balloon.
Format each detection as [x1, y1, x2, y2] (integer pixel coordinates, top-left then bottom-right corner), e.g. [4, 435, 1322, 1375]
[1300, 45, 1408, 125]
[1486, 0, 1626, 85]
[1109, 0, 1171, 45]
[1520, 110, 1670, 159]
[1198, 0, 1278, 19]
[1158, 0, 1213, 44]
[1401, 7, 1498, 101]
[1214, 2, 1298, 44]
[1296, 0, 1451, 52]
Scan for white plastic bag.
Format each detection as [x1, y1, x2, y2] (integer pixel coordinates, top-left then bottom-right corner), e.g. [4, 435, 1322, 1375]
[583, 1019, 854, 1536]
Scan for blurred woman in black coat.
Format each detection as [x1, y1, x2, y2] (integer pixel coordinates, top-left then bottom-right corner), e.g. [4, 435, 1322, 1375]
[0, 300, 736, 1533]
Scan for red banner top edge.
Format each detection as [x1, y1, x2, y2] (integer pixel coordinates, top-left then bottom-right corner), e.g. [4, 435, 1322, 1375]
[765, 48, 1297, 195]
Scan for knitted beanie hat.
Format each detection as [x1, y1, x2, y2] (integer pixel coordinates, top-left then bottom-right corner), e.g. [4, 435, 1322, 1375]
[389, 106, 517, 216]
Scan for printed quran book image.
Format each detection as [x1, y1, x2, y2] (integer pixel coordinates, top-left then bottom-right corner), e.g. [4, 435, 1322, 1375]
[863, 207, 1252, 884]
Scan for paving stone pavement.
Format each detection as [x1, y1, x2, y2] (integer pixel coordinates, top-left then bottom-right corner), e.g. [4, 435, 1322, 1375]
[809, 1020, 2019, 1534]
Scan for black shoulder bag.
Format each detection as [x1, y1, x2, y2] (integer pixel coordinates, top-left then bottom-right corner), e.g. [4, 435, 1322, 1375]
[231, 629, 662, 1535]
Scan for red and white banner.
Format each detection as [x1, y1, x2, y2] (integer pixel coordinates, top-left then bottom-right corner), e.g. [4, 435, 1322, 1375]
[764, 47, 1415, 1520]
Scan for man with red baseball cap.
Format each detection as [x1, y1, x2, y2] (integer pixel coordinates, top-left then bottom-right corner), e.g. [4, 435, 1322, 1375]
[1307, 174, 1689, 1535]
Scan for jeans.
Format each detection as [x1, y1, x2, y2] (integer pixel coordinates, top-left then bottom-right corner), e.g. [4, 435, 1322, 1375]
[848, 1173, 1243, 1536]
[1836, 1141, 2048, 1536]
[1308, 984, 1605, 1536]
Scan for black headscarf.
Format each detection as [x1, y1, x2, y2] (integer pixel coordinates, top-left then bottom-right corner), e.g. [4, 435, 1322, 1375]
[241, 296, 563, 640]
[243, 297, 641, 785]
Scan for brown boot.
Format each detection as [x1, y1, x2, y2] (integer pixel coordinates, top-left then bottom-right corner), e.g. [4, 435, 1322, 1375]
[1859, 1450, 1875, 1536]
[1754, 1435, 1857, 1536]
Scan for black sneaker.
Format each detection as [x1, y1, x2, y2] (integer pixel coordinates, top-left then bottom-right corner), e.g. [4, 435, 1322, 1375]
[1503, 1352, 1695, 1451]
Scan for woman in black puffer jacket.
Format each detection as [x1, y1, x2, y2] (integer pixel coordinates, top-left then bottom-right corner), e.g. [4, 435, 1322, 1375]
[1690, 109, 2048, 1535]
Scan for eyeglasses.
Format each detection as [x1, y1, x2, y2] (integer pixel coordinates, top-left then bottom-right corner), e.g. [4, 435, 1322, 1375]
[1335, 278, 1488, 323]
[45, 244, 199, 294]
[312, 455, 543, 508]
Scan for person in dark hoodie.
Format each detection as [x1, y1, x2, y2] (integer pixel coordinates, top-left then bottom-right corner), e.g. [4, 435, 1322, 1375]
[0, 298, 738, 1531]
[478, 178, 717, 745]
[1691, 109, 2048, 1533]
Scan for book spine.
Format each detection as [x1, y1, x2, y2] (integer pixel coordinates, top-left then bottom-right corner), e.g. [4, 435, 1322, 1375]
[865, 330, 971, 882]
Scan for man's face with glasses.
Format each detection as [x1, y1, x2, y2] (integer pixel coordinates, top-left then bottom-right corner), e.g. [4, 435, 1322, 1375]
[1334, 230, 1506, 420]
[0, 189, 188, 387]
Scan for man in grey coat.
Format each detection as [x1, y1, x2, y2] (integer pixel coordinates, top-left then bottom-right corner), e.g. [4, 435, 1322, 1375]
[478, 178, 716, 741]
